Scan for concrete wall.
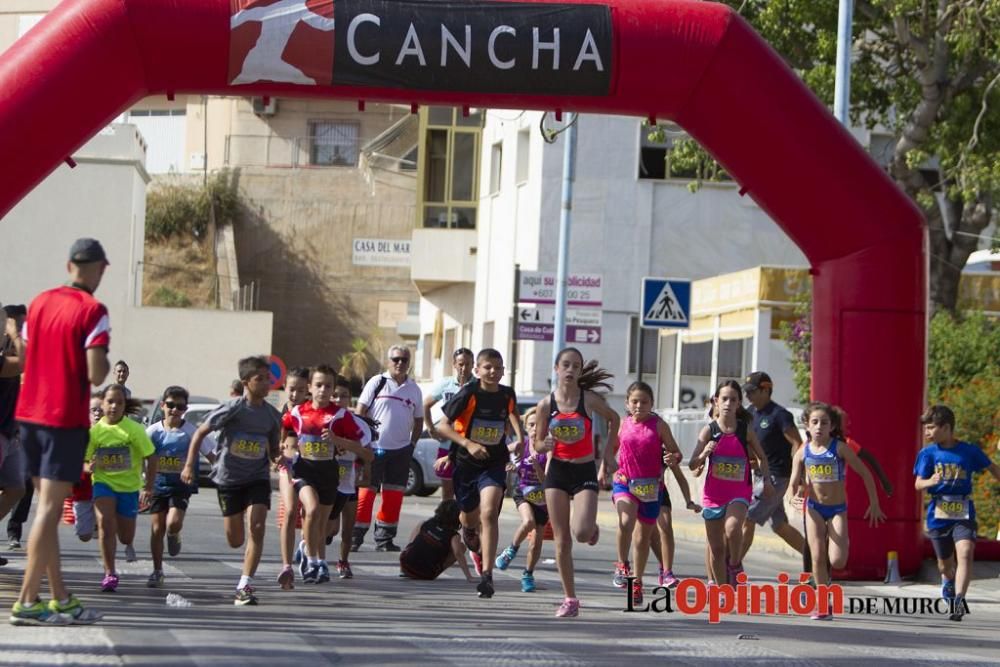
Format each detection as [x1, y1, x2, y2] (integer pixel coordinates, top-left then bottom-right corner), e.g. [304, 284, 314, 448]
[231, 163, 419, 371]
[2, 125, 274, 401]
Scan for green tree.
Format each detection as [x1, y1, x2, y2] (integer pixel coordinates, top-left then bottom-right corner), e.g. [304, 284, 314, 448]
[668, 0, 1000, 313]
[342, 338, 375, 383]
[778, 288, 812, 405]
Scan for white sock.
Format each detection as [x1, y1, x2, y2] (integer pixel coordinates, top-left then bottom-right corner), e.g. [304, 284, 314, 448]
[237, 575, 252, 590]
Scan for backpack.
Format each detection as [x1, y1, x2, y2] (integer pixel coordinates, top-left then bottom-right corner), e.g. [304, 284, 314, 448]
[355, 375, 390, 442]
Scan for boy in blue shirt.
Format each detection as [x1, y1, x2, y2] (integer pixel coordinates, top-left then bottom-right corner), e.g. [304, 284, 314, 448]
[913, 405, 1000, 621]
[145, 386, 215, 588]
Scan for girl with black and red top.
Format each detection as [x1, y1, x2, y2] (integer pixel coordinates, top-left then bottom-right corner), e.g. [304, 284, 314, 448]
[534, 347, 620, 618]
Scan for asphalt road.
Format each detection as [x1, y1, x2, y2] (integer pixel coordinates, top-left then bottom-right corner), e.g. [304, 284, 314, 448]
[0, 490, 998, 666]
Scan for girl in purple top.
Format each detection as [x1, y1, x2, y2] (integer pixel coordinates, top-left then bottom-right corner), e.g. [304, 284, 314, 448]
[690, 381, 773, 586]
[603, 381, 683, 606]
[494, 408, 548, 593]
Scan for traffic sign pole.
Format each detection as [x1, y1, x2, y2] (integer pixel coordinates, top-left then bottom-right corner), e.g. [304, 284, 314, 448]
[510, 263, 520, 391]
[552, 114, 578, 384]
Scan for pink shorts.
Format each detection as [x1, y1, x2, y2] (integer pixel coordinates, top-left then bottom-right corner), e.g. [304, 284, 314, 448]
[436, 447, 453, 480]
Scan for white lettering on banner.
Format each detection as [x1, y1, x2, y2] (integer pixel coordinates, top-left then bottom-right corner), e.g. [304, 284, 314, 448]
[352, 237, 411, 267]
[518, 271, 602, 306]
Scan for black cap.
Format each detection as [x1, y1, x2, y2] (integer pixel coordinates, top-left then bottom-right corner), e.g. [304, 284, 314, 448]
[743, 371, 773, 393]
[69, 238, 109, 265]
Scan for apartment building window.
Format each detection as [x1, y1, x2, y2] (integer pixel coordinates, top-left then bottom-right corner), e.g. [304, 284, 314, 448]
[638, 122, 731, 182]
[627, 316, 659, 375]
[417, 107, 483, 229]
[309, 121, 359, 166]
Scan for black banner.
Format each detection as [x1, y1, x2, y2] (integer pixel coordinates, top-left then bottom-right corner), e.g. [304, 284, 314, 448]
[333, 0, 613, 96]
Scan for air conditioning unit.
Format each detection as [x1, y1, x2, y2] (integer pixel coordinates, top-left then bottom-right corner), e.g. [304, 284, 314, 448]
[252, 96, 278, 116]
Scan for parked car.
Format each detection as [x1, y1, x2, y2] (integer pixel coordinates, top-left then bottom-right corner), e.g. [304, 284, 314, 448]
[406, 432, 444, 497]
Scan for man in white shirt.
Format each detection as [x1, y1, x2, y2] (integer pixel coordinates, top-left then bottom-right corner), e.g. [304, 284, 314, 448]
[352, 346, 423, 552]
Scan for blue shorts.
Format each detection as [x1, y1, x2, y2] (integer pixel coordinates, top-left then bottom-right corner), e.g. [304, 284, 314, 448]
[19, 423, 88, 483]
[806, 497, 847, 522]
[927, 520, 977, 560]
[702, 498, 750, 521]
[92, 482, 140, 519]
[452, 463, 506, 513]
[612, 479, 662, 525]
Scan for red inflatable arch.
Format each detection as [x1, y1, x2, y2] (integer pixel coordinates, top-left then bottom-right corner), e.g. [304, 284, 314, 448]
[0, 0, 928, 578]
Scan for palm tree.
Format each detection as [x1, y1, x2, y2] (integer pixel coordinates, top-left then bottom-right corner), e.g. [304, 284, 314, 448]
[338, 353, 354, 380]
[343, 338, 374, 383]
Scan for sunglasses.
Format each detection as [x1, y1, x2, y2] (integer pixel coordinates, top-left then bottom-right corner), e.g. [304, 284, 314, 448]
[164, 401, 187, 411]
[391, 357, 410, 364]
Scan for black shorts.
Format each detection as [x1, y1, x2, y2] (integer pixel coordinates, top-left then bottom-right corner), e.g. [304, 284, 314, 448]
[216, 479, 271, 517]
[330, 491, 357, 519]
[660, 489, 672, 510]
[512, 491, 549, 527]
[294, 477, 338, 506]
[452, 463, 506, 513]
[19, 423, 88, 483]
[544, 458, 598, 497]
[927, 520, 977, 560]
[149, 490, 192, 514]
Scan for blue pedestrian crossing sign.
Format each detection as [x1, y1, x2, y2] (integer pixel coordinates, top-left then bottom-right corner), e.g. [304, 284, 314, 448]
[641, 278, 691, 328]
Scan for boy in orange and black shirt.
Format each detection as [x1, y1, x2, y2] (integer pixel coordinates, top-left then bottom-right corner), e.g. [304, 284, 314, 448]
[436, 348, 524, 599]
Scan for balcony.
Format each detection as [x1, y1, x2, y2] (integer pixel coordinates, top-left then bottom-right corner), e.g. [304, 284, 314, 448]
[410, 227, 477, 293]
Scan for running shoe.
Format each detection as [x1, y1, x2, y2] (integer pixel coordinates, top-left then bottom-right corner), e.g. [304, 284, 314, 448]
[277, 565, 295, 590]
[661, 570, 680, 589]
[707, 579, 717, 587]
[9, 600, 72, 626]
[613, 562, 632, 589]
[949, 596, 966, 622]
[631, 580, 644, 606]
[375, 541, 401, 552]
[470, 551, 483, 577]
[941, 577, 956, 601]
[0, 555, 7, 566]
[302, 565, 320, 584]
[146, 571, 164, 588]
[810, 612, 833, 621]
[234, 585, 258, 606]
[476, 573, 495, 599]
[100, 573, 119, 593]
[124, 544, 137, 563]
[47, 595, 103, 625]
[6, 539, 19, 551]
[336, 560, 353, 579]
[167, 532, 182, 557]
[555, 597, 580, 618]
[317, 563, 331, 584]
[294, 540, 305, 566]
[588, 525, 600, 546]
[726, 562, 745, 586]
[298, 546, 309, 579]
[521, 570, 536, 593]
[495, 545, 518, 571]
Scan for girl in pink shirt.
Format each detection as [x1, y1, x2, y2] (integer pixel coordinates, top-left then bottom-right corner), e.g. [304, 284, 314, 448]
[604, 381, 682, 606]
[690, 381, 773, 585]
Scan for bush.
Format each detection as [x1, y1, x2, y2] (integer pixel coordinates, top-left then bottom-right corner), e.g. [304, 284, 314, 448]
[778, 289, 811, 405]
[145, 170, 240, 241]
[149, 286, 192, 308]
